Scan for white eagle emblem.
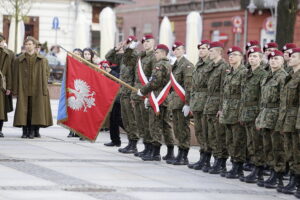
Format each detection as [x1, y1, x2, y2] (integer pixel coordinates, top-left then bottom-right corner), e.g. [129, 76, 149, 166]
[67, 79, 96, 112]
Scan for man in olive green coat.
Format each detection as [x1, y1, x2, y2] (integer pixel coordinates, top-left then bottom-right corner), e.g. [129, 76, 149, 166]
[137, 44, 174, 161]
[167, 41, 194, 166]
[219, 46, 247, 179]
[276, 48, 300, 195]
[131, 34, 155, 158]
[0, 34, 12, 137]
[256, 50, 287, 189]
[203, 41, 228, 174]
[188, 40, 211, 170]
[105, 36, 139, 154]
[12, 36, 53, 139]
[240, 47, 268, 184]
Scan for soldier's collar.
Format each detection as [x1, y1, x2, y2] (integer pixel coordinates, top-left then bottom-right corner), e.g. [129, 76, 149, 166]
[292, 68, 300, 77]
[146, 49, 154, 56]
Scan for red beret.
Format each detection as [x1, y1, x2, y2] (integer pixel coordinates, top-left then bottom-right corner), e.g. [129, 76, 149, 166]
[289, 48, 300, 56]
[100, 60, 111, 66]
[126, 35, 137, 44]
[197, 40, 210, 49]
[268, 50, 283, 60]
[246, 40, 260, 50]
[172, 41, 184, 51]
[282, 43, 297, 52]
[156, 44, 169, 54]
[209, 41, 224, 49]
[247, 47, 262, 57]
[263, 42, 278, 51]
[227, 46, 243, 55]
[141, 34, 154, 43]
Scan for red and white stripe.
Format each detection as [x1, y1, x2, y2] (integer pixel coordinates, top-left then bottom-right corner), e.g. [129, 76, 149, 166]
[156, 81, 171, 105]
[170, 72, 186, 103]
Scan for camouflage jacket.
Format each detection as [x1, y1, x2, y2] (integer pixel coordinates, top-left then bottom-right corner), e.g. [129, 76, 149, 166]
[169, 56, 194, 110]
[203, 59, 228, 115]
[219, 64, 247, 124]
[105, 48, 137, 97]
[131, 50, 156, 101]
[190, 58, 211, 112]
[255, 68, 287, 129]
[276, 69, 300, 132]
[140, 57, 171, 107]
[239, 65, 268, 122]
[284, 61, 293, 74]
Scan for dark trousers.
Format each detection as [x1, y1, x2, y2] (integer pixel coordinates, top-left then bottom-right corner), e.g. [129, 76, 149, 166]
[109, 102, 123, 145]
[25, 97, 39, 130]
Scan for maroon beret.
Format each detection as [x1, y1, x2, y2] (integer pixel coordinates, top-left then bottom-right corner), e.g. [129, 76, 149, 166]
[197, 40, 210, 49]
[172, 41, 184, 51]
[247, 47, 262, 57]
[282, 43, 297, 52]
[209, 41, 224, 49]
[268, 49, 284, 60]
[126, 35, 137, 44]
[156, 44, 169, 54]
[141, 34, 154, 43]
[227, 46, 243, 55]
[263, 42, 278, 52]
[246, 40, 260, 50]
[289, 48, 300, 56]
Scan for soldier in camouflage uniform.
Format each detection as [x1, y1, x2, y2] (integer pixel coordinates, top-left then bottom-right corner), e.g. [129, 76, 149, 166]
[188, 40, 212, 170]
[137, 44, 174, 161]
[263, 42, 278, 71]
[240, 47, 268, 183]
[276, 48, 300, 195]
[255, 50, 287, 189]
[282, 43, 296, 74]
[167, 41, 194, 165]
[105, 36, 139, 154]
[129, 34, 155, 158]
[219, 46, 247, 179]
[203, 41, 228, 174]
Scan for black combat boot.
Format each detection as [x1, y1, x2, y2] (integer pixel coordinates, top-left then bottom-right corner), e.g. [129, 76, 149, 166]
[264, 171, 281, 189]
[162, 145, 175, 161]
[142, 145, 161, 161]
[134, 143, 149, 157]
[21, 126, 29, 138]
[118, 140, 132, 153]
[294, 175, 300, 199]
[282, 174, 296, 194]
[188, 152, 205, 170]
[121, 140, 138, 154]
[208, 158, 219, 174]
[226, 162, 239, 179]
[167, 147, 181, 164]
[202, 153, 212, 173]
[28, 126, 35, 139]
[34, 126, 40, 138]
[245, 166, 259, 183]
[243, 162, 254, 172]
[173, 148, 189, 165]
[210, 158, 226, 174]
[141, 145, 153, 161]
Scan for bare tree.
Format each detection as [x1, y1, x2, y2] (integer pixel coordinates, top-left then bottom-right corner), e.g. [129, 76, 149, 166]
[0, 0, 32, 52]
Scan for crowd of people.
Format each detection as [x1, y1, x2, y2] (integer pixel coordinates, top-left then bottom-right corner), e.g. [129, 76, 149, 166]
[0, 32, 300, 198]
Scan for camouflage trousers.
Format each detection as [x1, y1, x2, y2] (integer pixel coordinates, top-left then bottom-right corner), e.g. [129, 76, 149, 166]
[284, 132, 294, 173]
[132, 100, 152, 143]
[193, 111, 210, 153]
[245, 124, 254, 163]
[149, 106, 174, 146]
[261, 129, 285, 173]
[244, 122, 264, 167]
[172, 109, 190, 149]
[206, 114, 228, 159]
[225, 123, 246, 163]
[120, 95, 139, 141]
[291, 131, 300, 175]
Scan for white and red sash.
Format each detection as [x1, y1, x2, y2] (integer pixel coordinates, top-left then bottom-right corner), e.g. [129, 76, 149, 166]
[170, 72, 186, 103]
[137, 59, 160, 113]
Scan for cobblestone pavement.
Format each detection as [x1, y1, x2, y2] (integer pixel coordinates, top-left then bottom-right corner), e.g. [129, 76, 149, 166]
[0, 100, 295, 200]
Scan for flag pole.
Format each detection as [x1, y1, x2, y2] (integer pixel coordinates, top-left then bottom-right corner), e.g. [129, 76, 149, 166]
[59, 46, 138, 92]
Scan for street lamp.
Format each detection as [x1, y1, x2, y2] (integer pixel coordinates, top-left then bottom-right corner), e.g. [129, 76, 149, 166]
[247, 0, 257, 14]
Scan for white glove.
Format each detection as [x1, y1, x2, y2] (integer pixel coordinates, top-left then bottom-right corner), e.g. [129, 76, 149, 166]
[144, 98, 149, 109]
[182, 105, 190, 117]
[137, 89, 143, 97]
[128, 41, 139, 49]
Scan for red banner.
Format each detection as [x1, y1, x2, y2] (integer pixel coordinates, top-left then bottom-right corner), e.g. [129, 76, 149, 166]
[59, 56, 120, 141]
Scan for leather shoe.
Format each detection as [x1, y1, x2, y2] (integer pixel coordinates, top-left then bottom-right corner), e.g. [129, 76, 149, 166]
[104, 142, 121, 147]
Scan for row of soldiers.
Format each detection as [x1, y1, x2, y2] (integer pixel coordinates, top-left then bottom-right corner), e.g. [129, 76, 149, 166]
[105, 34, 300, 198]
[0, 34, 53, 139]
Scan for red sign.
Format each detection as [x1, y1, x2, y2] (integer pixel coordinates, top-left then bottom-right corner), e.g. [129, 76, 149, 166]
[232, 16, 243, 28]
[219, 33, 229, 43]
